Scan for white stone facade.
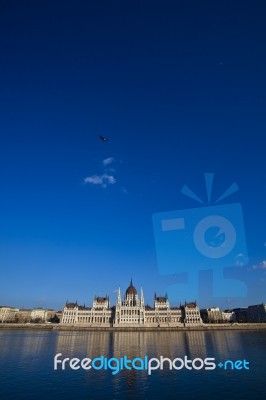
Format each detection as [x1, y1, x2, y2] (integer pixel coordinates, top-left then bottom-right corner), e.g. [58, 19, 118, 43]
[184, 303, 203, 325]
[61, 296, 112, 326]
[30, 308, 57, 322]
[0, 307, 19, 323]
[61, 279, 203, 327]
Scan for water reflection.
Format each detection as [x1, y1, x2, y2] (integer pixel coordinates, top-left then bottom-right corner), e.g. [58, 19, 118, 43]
[53, 330, 244, 361]
[0, 329, 246, 366]
[0, 330, 265, 400]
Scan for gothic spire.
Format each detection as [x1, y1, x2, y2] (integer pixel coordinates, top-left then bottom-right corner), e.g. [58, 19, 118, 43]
[117, 287, 121, 306]
[140, 286, 144, 306]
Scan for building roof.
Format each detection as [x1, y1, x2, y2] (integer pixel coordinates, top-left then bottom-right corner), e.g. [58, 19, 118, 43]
[126, 278, 137, 296]
[248, 303, 266, 308]
[65, 303, 78, 309]
[155, 297, 167, 303]
[95, 297, 108, 303]
[145, 305, 154, 310]
[185, 302, 198, 308]
[0, 306, 18, 309]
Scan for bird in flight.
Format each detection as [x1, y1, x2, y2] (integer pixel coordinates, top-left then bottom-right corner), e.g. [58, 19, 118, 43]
[99, 135, 108, 142]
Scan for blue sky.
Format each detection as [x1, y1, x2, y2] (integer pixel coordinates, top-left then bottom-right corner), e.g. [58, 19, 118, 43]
[0, 1, 265, 311]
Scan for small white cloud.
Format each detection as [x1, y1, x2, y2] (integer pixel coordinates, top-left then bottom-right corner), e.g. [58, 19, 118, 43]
[235, 253, 248, 267]
[84, 173, 116, 188]
[103, 157, 114, 166]
[252, 260, 266, 270]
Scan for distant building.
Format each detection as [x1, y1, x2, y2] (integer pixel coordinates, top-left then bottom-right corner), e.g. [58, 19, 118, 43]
[232, 308, 248, 323]
[30, 308, 57, 322]
[61, 279, 203, 327]
[0, 306, 60, 324]
[200, 307, 235, 323]
[30, 308, 47, 321]
[0, 306, 19, 323]
[247, 304, 266, 323]
[15, 309, 31, 323]
[221, 310, 235, 322]
[201, 307, 223, 323]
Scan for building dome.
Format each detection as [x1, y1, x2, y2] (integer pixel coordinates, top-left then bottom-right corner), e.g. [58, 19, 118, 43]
[126, 279, 137, 296]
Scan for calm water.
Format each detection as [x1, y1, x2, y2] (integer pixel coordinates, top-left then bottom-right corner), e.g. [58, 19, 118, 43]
[0, 329, 265, 400]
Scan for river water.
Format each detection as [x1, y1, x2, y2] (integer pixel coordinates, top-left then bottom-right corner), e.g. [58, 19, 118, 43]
[0, 329, 265, 399]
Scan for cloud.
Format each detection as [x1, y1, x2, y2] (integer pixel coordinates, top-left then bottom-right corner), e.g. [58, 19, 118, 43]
[84, 173, 116, 188]
[84, 156, 118, 189]
[252, 260, 266, 270]
[103, 157, 114, 166]
[235, 253, 248, 267]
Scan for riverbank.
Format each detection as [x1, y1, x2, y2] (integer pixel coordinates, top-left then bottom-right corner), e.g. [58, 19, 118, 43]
[1, 323, 266, 332]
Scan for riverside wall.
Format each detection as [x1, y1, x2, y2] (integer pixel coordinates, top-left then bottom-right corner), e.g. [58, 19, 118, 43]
[0, 323, 266, 332]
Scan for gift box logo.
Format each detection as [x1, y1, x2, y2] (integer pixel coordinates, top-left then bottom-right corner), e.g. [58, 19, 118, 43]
[152, 173, 248, 299]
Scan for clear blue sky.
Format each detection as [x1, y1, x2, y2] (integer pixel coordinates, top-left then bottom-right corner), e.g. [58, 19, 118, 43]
[0, 1, 265, 311]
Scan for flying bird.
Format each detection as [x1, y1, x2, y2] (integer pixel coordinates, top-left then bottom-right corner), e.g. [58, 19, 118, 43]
[99, 135, 108, 142]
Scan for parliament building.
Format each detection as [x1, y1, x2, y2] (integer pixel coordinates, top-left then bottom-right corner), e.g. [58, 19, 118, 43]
[61, 279, 202, 327]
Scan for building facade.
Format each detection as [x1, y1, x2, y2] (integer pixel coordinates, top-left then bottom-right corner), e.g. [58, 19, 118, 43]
[200, 307, 235, 323]
[61, 297, 113, 326]
[0, 307, 60, 324]
[0, 307, 19, 323]
[30, 308, 58, 323]
[61, 279, 203, 327]
[247, 303, 266, 323]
